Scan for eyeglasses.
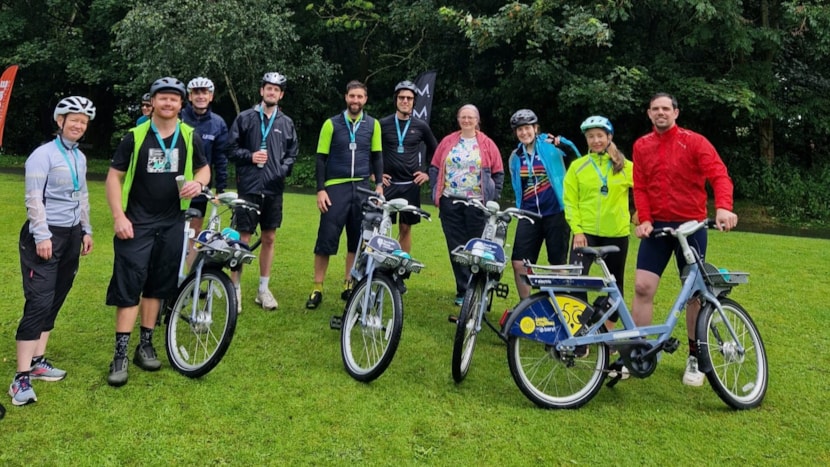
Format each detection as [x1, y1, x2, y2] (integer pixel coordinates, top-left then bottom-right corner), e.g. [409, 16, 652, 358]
[397, 96, 414, 102]
[458, 116, 477, 121]
[141, 104, 152, 108]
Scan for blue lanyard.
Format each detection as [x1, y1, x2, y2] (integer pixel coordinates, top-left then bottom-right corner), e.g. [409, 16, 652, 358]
[150, 121, 181, 157]
[54, 137, 79, 191]
[394, 117, 411, 153]
[522, 145, 536, 179]
[343, 111, 363, 144]
[259, 106, 278, 149]
[589, 156, 612, 188]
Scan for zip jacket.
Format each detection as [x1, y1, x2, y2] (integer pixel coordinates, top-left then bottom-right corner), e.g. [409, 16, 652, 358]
[563, 151, 634, 238]
[181, 105, 229, 192]
[508, 134, 576, 210]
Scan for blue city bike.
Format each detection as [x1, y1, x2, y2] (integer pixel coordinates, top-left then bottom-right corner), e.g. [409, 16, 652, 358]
[330, 187, 430, 382]
[161, 189, 258, 378]
[448, 197, 538, 383]
[503, 219, 768, 409]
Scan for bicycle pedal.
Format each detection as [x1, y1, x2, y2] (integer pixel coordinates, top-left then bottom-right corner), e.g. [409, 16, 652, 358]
[494, 282, 509, 299]
[329, 316, 342, 330]
[662, 337, 680, 354]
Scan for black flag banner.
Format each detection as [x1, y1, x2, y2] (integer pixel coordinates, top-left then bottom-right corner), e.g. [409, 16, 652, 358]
[412, 70, 436, 124]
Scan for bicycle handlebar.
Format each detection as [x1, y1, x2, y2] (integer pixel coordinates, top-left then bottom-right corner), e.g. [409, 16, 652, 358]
[357, 185, 431, 220]
[649, 219, 723, 239]
[451, 196, 537, 224]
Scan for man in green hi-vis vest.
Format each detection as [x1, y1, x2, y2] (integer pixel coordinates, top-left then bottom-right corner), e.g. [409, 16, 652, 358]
[104, 77, 210, 387]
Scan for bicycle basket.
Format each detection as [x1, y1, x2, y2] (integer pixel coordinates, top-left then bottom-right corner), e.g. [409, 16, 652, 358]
[366, 249, 424, 273]
[681, 263, 749, 287]
[451, 245, 505, 273]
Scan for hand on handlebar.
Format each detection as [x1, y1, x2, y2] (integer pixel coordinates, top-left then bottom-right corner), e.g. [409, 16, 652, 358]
[635, 221, 654, 239]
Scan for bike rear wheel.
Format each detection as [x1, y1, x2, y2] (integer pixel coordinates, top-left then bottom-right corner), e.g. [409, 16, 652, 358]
[165, 269, 238, 378]
[452, 274, 486, 383]
[506, 294, 607, 409]
[341, 274, 403, 382]
[696, 298, 768, 409]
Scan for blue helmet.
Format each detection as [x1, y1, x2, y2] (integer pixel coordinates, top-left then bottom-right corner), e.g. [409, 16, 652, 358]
[580, 116, 614, 135]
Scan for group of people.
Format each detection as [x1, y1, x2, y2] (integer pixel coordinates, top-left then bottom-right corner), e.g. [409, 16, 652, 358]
[9, 75, 737, 407]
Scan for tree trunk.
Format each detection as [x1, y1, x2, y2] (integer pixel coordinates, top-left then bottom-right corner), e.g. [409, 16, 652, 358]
[759, 117, 774, 166]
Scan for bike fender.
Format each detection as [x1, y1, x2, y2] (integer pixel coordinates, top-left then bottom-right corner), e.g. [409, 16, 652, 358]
[504, 293, 570, 345]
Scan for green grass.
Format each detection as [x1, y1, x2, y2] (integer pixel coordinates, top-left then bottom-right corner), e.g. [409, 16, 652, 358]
[0, 171, 828, 465]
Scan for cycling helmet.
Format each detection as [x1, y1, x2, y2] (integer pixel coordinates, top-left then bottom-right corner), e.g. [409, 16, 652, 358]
[187, 77, 215, 93]
[53, 96, 96, 122]
[141, 93, 151, 102]
[393, 80, 417, 98]
[510, 109, 538, 129]
[580, 115, 614, 135]
[150, 77, 186, 98]
[261, 72, 287, 89]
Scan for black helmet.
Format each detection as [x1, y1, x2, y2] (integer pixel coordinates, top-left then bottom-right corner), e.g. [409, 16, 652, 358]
[262, 72, 287, 89]
[510, 109, 538, 129]
[393, 80, 417, 98]
[150, 77, 186, 98]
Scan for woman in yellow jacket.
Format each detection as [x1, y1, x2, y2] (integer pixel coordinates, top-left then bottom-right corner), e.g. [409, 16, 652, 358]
[563, 116, 634, 311]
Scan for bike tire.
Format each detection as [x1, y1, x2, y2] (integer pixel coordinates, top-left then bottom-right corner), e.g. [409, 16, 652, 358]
[340, 274, 403, 382]
[451, 274, 486, 383]
[696, 298, 768, 409]
[506, 293, 607, 409]
[165, 268, 238, 378]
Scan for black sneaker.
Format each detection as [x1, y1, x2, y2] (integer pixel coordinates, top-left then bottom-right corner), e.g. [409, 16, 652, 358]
[107, 357, 129, 387]
[133, 343, 161, 371]
[340, 281, 353, 301]
[306, 291, 323, 309]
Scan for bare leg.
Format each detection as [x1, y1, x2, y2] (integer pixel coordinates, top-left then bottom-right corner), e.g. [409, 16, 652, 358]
[632, 269, 660, 326]
[116, 305, 140, 333]
[512, 260, 531, 300]
[259, 229, 276, 279]
[15, 340, 39, 373]
[344, 252, 356, 281]
[314, 254, 330, 284]
[686, 297, 700, 341]
[398, 223, 413, 253]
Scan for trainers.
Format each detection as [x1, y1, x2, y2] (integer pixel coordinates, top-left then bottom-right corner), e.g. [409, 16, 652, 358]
[255, 289, 278, 311]
[306, 290, 323, 309]
[608, 366, 630, 380]
[340, 281, 353, 301]
[107, 357, 129, 387]
[236, 287, 242, 315]
[682, 355, 705, 387]
[29, 359, 67, 382]
[454, 296, 464, 306]
[8, 378, 36, 406]
[133, 343, 162, 371]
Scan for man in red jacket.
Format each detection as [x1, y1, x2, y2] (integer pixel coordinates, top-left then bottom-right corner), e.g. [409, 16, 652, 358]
[631, 92, 738, 387]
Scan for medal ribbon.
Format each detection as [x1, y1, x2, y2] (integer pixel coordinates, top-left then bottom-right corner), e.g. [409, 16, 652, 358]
[54, 137, 80, 191]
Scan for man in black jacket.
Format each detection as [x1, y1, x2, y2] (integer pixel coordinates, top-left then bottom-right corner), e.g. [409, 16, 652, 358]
[227, 72, 299, 311]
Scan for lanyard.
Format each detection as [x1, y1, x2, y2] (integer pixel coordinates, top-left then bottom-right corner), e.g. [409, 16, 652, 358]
[150, 122, 181, 157]
[522, 144, 536, 179]
[259, 106, 278, 149]
[343, 111, 363, 144]
[394, 117, 411, 153]
[589, 155, 612, 189]
[54, 137, 79, 191]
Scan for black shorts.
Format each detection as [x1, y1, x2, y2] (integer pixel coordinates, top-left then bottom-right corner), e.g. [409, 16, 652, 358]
[314, 181, 368, 256]
[510, 211, 570, 265]
[636, 221, 708, 276]
[106, 220, 183, 307]
[234, 193, 283, 232]
[384, 182, 422, 226]
[189, 197, 209, 218]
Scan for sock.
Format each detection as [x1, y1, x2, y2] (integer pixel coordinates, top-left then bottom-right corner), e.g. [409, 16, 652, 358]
[688, 338, 697, 356]
[140, 326, 154, 346]
[343, 279, 352, 290]
[115, 332, 130, 359]
[313, 282, 323, 293]
[15, 371, 30, 381]
[31, 355, 44, 367]
[259, 276, 270, 293]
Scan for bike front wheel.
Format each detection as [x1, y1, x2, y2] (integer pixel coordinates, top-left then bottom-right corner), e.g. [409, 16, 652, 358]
[452, 274, 487, 383]
[696, 298, 768, 409]
[341, 274, 403, 382]
[507, 294, 607, 409]
[165, 269, 238, 378]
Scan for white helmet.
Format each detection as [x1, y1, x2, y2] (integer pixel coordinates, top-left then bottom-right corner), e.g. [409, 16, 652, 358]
[188, 77, 215, 93]
[261, 72, 287, 88]
[54, 96, 96, 122]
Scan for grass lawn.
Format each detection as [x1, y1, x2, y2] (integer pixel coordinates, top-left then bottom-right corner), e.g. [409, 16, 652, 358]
[0, 171, 828, 465]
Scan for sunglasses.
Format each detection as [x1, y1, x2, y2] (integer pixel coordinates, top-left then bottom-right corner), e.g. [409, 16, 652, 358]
[397, 95, 414, 102]
[141, 104, 152, 108]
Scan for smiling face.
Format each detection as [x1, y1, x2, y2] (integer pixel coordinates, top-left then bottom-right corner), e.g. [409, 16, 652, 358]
[395, 90, 415, 117]
[456, 107, 479, 134]
[188, 88, 213, 114]
[260, 83, 284, 108]
[345, 87, 368, 117]
[515, 124, 537, 145]
[151, 92, 183, 120]
[647, 96, 679, 133]
[57, 113, 90, 142]
[584, 128, 611, 153]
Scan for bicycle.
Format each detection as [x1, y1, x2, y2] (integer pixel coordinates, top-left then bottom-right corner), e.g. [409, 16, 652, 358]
[447, 197, 538, 383]
[504, 219, 767, 410]
[329, 187, 430, 382]
[160, 188, 259, 378]
[229, 197, 262, 252]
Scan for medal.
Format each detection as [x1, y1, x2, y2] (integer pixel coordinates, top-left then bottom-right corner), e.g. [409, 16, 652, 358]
[397, 145, 404, 153]
[349, 142, 357, 151]
[71, 191, 81, 200]
[600, 185, 609, 196]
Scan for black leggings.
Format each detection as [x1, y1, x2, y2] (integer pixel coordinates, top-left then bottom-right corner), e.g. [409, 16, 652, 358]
[569, 234, 629, 308]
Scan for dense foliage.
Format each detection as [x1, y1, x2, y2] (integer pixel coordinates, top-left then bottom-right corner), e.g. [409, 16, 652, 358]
[1, 0, 828, 221]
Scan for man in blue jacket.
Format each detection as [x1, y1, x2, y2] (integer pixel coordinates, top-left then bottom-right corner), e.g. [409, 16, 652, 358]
[228, 72, 299, 311]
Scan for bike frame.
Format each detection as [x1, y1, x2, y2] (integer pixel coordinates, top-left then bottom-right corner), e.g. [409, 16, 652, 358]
[507, 220, 747, 356]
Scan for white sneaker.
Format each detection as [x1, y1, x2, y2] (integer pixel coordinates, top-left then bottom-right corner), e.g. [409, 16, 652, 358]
[236, 287, 242, 315]
[608, 365, 630, 380]
[682, 356, 705, 387]
[255, 289, 278, 311]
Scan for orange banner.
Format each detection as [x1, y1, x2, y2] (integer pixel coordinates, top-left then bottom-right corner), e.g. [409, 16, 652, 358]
[0, 65, 19, 147]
